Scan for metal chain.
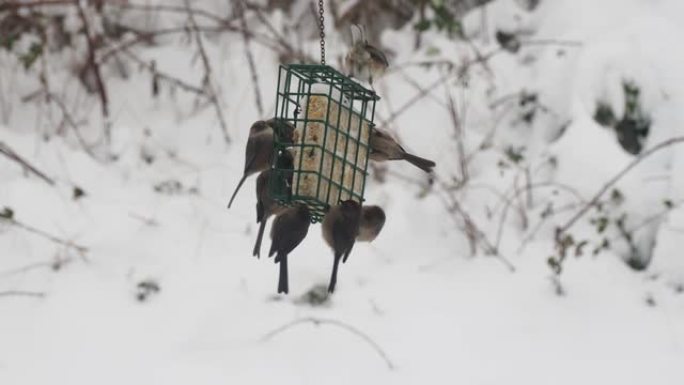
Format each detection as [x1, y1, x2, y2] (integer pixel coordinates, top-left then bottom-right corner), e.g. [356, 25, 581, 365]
[318, 0, 326, 65]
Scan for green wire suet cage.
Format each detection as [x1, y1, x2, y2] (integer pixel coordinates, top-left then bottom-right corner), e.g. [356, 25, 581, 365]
[269, 64, 379, 222]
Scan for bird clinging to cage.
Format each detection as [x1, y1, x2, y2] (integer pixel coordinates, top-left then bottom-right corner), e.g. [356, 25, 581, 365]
[253, 166, 289, 258]
[269, 204, 311, 294]
[227, 119, 294, 209]
[322, 199, 362, 293]
[357, 205, 386, 242]
[370, 128, 436, 173]
[345, 24, 389, 87]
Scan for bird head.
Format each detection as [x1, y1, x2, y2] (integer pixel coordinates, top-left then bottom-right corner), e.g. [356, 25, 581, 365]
[249, 120, 270, 135]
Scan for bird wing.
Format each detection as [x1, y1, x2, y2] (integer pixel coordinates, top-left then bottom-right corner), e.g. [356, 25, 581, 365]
[332, 219, 355, 255]
[350, 24, 363, 45]
[244, 138, 257, 174]
[271, 214, 309, 256]
[256, 200, 264, 223]
[366, 44, 389, 67]
[280, 223, 308, 255]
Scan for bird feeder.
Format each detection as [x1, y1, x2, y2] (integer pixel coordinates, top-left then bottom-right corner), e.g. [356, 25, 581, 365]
[268, 64, 379, 223]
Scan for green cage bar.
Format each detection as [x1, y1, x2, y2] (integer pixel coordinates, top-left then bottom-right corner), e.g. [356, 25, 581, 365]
[269, 64, 379, 223]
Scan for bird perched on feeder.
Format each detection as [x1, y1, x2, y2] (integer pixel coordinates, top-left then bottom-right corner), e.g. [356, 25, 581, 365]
[269, 204, 311, 294]
[266, 118, 296, 144]
[227, 119, 295, 209]
[357, 205, 386, 242]
[345, 24, 389, 87]
[370, 128, 436, 173]
[322, 199, 362, 293]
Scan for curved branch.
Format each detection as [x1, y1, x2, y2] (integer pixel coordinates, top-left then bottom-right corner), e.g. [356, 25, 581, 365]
[261, 317, 395, 370]
[557, 137, 684, 235]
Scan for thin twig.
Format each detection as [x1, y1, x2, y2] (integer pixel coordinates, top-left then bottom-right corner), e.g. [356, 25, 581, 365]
[380, 49, 503, 127]
[45, 92, 102, 161]
[516, 202, 583, 254]
[183, 0, 231, 144]
[110, 2, 236, 25]
[436, 177, 516, 272]
[378, 71, 456, 127]
[0, 290, 46, 298]
[75, 0, 111, 144]
[98, 22, 281, 65]
[237, 0, 263, 115]
[1, 0, 72, 9]
[450, 196, 516, 272]
[2, 216, 88, 256]
[0, 258, 72, 278]
[397, 70, 447, 108]
[119, 49, 207, 95]
[557, 137, 684, 236]
[0, 141, 55, 185]
[522, 39, 583, 47]
[608, 200, 684, 245]
[445, 87, 468, 182]
[246, 3, 316, 63]
[261, 317, 395, 370]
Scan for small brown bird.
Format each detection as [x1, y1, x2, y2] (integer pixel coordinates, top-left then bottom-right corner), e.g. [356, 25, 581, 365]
[227, 119, 295, 209]
[269, 204, 311, 294]
[227, 121, 274, 209]
[345, 25, 389, 87]
[266, 118, 296, 144]
[252, 170, 288, 258]
[357, 205, 386, 242]
[370, 128, 436, 173]
[322, 199, 362, 293]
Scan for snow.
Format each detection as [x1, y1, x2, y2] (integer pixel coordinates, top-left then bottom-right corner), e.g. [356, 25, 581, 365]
[1, 0, 684, 384]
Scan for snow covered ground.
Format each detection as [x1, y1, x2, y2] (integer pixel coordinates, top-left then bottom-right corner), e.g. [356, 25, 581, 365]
[1, 0, 684, 383]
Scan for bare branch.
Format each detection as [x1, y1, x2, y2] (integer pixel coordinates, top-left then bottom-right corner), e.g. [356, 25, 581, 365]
[74, 0, 111, 144]
[0, 141, 55, 185]
[436, 177, 516, 272]
[237, 0, 264, 116]
[448, 194, 517, 272]
[445, 87, 468, 183]
[98, 22, 282, 65]
[2, 215, 88, 256]
[261, 317, 395, 370]
[183, 0, 231, 144]
[110, 2, 237, 26]
[0, 290, 46, 298]
[246, 2, 316, 63]
[516, 203, 583, 255]
[557, 137, 684, 236]
[1, 0, 72, 9]
[45, 92, 102, 161]
[378, 71, 457, 127]
[0, 258, 73, 278]
[397, 70, 448, 108]
[119, 49, 207, 95]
